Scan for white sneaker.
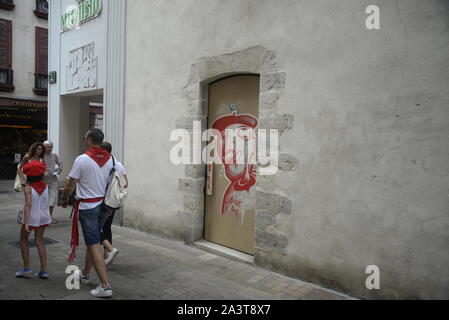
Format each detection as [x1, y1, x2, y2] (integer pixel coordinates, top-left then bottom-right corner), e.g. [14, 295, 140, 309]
[90, 285, 113, 298]
[15, 268, 32, 277]
[78, 269, 90, 285]
[105, 248, 119, 266]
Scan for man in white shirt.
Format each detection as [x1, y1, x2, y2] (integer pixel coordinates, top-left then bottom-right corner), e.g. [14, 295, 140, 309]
[61, 129, 113, 298]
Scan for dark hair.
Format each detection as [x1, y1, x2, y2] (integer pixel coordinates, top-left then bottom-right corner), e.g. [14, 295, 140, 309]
[86, 129, 104, 146]
[27, 175, 44, 184]
[101, 141, 112, 153]
[27, 142, 45, 159]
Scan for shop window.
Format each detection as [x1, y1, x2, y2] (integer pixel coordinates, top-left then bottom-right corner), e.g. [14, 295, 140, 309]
[0, 19, 13, 92]
[0, 0, 15, 11]
[34, 27, 47, 96]
[34, 0, 48, 19]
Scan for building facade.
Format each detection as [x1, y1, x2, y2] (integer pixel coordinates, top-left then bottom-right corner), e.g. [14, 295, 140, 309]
[49, 0, 449, 299]
[47, 0, 124, 176]
[0, 0, 48, 178]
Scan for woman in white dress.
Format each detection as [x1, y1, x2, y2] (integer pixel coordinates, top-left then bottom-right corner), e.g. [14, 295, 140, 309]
[15, 143, 52, 279]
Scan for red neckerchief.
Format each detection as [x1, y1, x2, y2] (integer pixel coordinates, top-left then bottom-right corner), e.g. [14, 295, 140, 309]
[29, 181, 47, 195]
[85, 146, 111, 167]
[68, 197, 104, 262]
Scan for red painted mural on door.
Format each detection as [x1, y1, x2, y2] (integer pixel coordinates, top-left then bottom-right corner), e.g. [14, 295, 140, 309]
[212, 113, 258, 216]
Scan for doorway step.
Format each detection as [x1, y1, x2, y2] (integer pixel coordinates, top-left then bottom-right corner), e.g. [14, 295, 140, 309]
[193, 239, 254, 266]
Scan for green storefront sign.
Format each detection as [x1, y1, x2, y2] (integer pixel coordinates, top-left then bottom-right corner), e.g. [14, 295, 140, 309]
[61, 0, 102, 32]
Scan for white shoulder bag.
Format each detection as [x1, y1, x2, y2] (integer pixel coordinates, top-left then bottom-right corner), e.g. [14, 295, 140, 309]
[13, 164, 25, 192]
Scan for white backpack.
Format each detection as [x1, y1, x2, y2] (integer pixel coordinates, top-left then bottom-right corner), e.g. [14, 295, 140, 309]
[104, 156, 128, 209]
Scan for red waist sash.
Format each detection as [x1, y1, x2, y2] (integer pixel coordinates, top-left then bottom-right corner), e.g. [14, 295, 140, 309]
[68, 197, 104, 262]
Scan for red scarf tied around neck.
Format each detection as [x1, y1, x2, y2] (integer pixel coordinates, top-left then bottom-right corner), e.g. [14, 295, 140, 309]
[85, 146, 111, 167]
[22, 160, 47, 195]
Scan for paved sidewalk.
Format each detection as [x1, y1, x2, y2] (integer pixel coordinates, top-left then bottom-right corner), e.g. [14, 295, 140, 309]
[0, 180, 355, 300]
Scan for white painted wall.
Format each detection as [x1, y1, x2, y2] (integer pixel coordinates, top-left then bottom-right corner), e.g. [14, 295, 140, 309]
[124, 0, 449, 299]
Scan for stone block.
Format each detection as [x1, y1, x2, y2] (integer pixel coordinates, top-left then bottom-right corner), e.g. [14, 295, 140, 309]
[255, 211, 277, 230]
[260, 91, 280, 111]
[261, 72, 286, 92]
[258, 115, 271, 130]
[278, 153, 299, 172]
[280, 196, 292, 216]
[179, 178, 205, 195]
[256, 190, 281, 214]
[182, 84, 200, 100]
[255, 229, 288, 253]
[181, 209, 204, 228]
[175, 117, 194, 130]
[188, 99, 208, 116]
[260, 49, 278, 72]
[270, 114, 293, 134]
[183, 193, 204, 213]
[185, 164, 206, 178]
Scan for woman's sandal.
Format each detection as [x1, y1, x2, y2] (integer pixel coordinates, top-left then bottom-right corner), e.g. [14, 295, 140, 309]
[51, 218, 57, 224]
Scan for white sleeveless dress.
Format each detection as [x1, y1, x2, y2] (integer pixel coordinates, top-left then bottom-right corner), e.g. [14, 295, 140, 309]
[21, 187, 52, 229]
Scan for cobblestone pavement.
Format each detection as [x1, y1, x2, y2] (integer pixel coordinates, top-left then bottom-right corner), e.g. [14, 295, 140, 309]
[0, 180, 355, 300]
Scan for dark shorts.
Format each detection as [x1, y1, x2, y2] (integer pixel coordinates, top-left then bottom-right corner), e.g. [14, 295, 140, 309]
[79, 204, 109, 246]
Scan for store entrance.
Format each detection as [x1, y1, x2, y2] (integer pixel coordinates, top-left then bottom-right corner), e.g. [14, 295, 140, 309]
[58, 93, 103, 179]
[0, 108, 47, 179]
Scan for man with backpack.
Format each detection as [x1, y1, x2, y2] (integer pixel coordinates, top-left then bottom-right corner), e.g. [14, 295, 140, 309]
[100, 141, 128, 266]
[60, 129, 113, 298]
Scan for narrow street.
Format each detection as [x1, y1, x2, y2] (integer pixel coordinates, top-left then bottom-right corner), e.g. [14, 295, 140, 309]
[0, 180, 353, 300]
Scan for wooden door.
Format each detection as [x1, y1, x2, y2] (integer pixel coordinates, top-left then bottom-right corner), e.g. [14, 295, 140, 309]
[204, 75, 259, 255]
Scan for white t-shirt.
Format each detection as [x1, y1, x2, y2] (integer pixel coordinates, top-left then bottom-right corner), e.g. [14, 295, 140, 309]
[115, 160, 126, 175]
[69, 154, 114, 210]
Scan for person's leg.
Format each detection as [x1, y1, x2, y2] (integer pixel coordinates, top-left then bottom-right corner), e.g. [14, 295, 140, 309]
[103, 240, 113, 254]
[88, 244, 110, 288]
[101, 211, 114, 257]
[79, 205, 110, 288]
[34, 227, 47, 272]
[82, 244, 109, 288]
[106, 210, 115, 245]
[19, 226, 30, 270]
[49, 186, 57, 222]
[83, 247, 93, 276]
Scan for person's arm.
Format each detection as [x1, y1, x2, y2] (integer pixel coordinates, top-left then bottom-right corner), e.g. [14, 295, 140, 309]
[61, 156, 82, 207]
[60, 177, 78, 208]
[116, 161, 128, 188]
[56, 154, 63, 172]
[23, 187, 31, 232]
[123, 174, 128, 188]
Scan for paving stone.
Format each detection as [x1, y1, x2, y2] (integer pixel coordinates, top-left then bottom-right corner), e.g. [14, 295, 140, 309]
[247, 274, 265, 283]
[304, 289, 346, 300]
